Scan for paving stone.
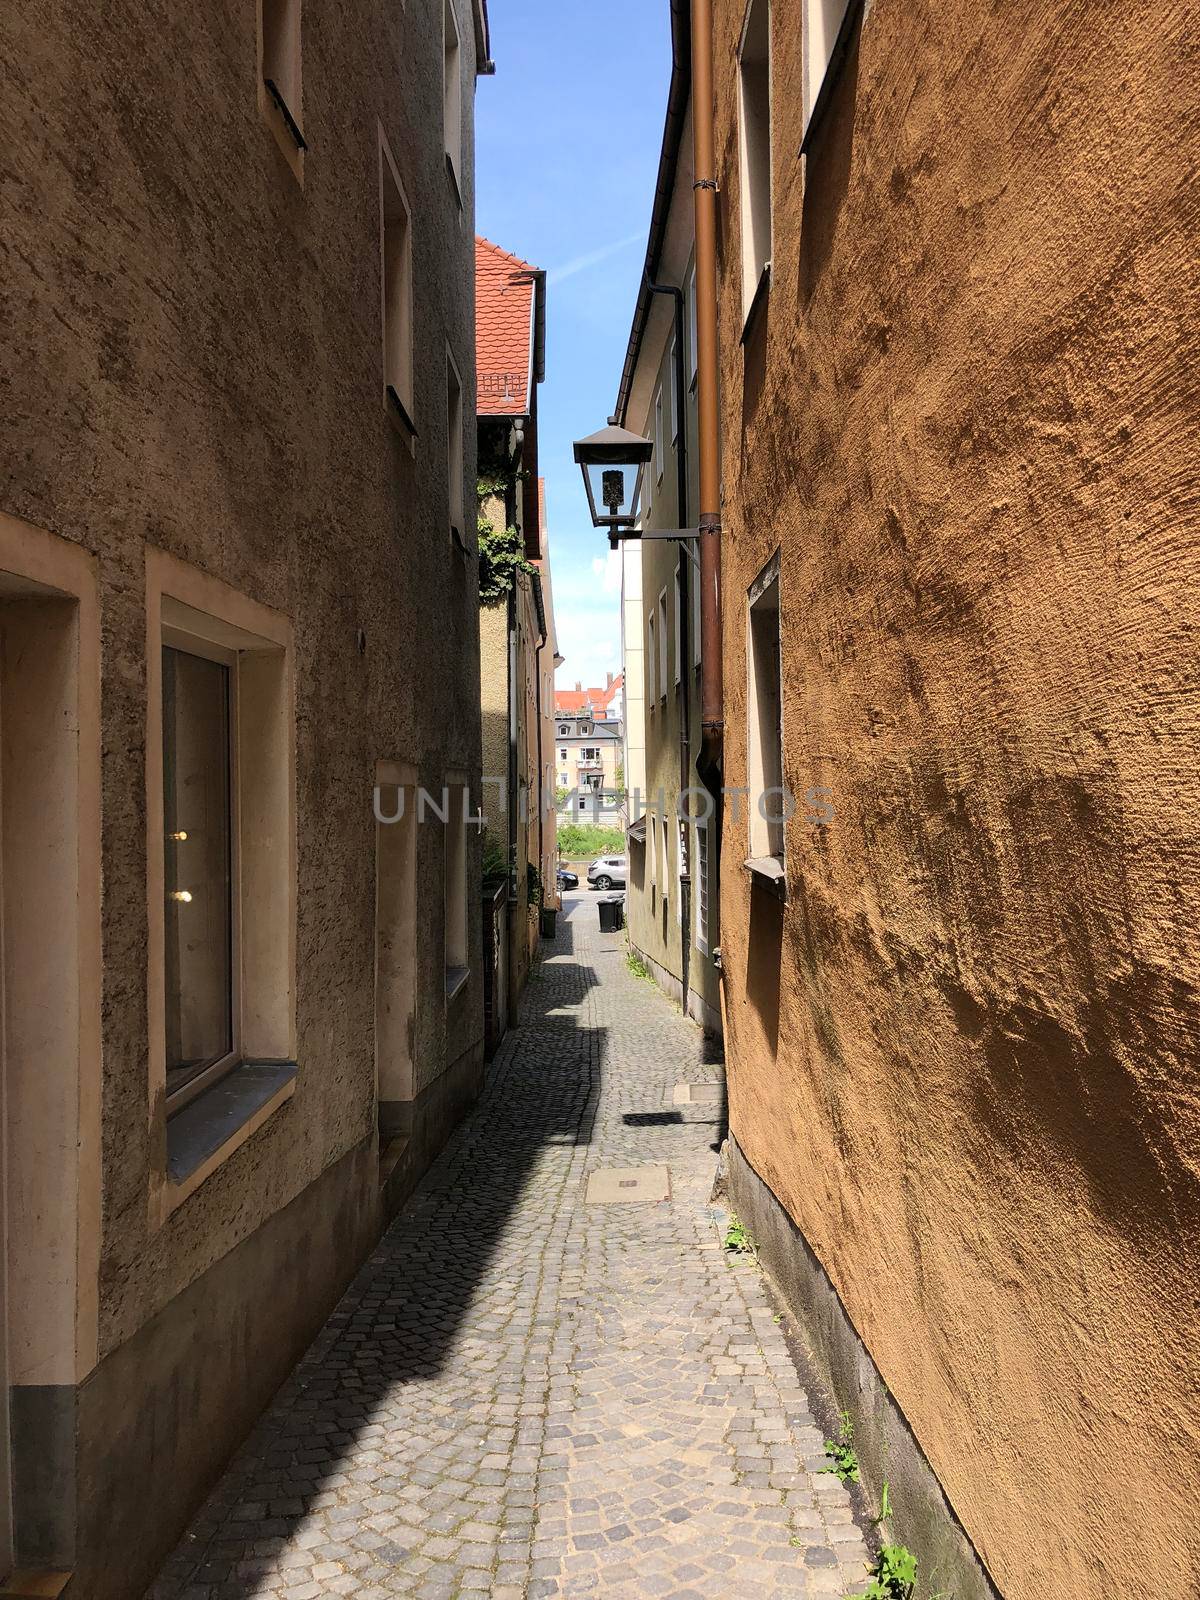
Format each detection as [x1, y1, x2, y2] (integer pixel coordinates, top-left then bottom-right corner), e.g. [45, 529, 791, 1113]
[151, 895, 870, 1596]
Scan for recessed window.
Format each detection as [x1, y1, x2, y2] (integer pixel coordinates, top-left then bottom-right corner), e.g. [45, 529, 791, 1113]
[687, 263, 698, 387]
[691, 552, 702, 669]
[443, 0, 463, 196]
[444, 783, 468, 997]
[694, 819, 711, 954]
[447, 349, 464, 544]
[674, 565, 684, 686]
[657, 589, 669, 702]
[260, 0, 305, 161]
[654, 388, 665, 484]
[668, 338, 679, 441]
[802, 0, 853, 144]
[747, 555, 784, 865]
[381, 134, 415, 435]
[162, 643, 236, 1103]
[738, 0, 773, 321]
[647, 608, 657, 706]
[660, 817, 670, 910]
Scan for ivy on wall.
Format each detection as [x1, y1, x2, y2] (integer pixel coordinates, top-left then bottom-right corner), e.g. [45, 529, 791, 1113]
[477, 473, 534, 607]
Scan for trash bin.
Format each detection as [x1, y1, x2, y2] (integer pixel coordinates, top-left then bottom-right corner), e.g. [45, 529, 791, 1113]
[540, 907, 558, 940]
[598, 896, 625, 933]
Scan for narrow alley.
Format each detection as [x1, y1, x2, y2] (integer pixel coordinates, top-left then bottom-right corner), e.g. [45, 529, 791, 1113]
[149, 893, 870, 1600]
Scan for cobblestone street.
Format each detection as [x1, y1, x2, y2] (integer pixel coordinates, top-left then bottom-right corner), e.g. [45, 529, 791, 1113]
[151, 894, 871, 1599]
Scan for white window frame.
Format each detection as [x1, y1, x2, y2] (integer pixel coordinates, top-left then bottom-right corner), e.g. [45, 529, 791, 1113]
[380, 129, 415, 438]
[737, 0, 773, 322]
[668, 338, 679, 441]
[802, 0, 853, 145]
[654, 387, 665, 484]
[694, 818, 710, 954]
[674, 566, 683, 687]
[657, 588, 669, 704]
[443, 0, 463, 195]
[747, 553, 785, 865]
[647, 607, 657, 708]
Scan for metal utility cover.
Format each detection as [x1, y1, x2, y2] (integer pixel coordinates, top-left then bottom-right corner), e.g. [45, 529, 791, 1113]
[586, 1165, 671, 1204]
[672, 1082, 724, 1105]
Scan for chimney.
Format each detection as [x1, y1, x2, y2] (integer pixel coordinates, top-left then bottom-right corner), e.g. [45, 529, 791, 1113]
[606, 671, 613, 688]
[575, 681, 582, 692]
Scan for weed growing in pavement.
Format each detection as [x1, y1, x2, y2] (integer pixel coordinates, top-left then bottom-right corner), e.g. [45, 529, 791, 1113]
[724, 1216, 752, 1253]
[625, 949, 652, 981]
[821, 1411, 861, 1484]
[855, 1542, 918, 1599]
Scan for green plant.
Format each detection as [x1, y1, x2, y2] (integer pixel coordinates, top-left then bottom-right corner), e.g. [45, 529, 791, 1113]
[527, 862, 543, 913]
[871, 1480, 891, 1529]
[724, 1217, 752, 1254]
[822, 1412, 860, 1485]
[477, 519, 535, 606]
[482, 836, 508, 880]
[626, 950, 652, 981]
[856, 1544, 917, 1600]
[556, 822, 626, 857]
[555, 785, 571, 808]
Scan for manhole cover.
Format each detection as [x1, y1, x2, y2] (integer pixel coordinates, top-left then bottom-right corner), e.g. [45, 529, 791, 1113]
[585, 1165, 671, 1204]
[672, 1082, 724, 1105]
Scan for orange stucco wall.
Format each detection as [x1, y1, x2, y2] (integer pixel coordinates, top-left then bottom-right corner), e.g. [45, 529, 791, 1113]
[714, 1, 1200, 1593]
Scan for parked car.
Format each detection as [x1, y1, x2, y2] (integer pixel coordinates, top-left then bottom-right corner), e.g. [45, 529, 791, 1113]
[587, 854, 627, 890]
[557, 867, 579, 889]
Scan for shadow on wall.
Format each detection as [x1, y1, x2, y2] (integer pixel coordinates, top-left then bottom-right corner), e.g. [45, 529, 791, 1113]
[797, 11, 862, 311]
[154, 935, 607, 1596]
[746, 878, 784, 1060]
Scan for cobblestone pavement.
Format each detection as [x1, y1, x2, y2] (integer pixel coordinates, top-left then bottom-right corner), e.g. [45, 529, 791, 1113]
[151, 894, 871, 1598]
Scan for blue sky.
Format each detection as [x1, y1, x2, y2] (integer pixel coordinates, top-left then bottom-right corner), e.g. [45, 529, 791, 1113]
[476, 0, 671, 695]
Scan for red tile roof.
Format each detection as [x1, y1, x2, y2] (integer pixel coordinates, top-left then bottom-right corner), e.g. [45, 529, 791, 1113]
[476, 236, 539, 417]
[555, 674, 624, 716]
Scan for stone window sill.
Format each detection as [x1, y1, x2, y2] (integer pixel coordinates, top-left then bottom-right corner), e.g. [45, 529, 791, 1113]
[167, 1060, 297, 1209]
[744, 854, 787, 901]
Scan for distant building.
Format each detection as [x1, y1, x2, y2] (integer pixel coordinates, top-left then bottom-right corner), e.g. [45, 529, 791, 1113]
[476, 236, 558, 1034]
[554, 676, 625, 814]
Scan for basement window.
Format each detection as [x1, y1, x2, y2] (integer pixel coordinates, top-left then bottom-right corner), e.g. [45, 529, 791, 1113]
[447, 349, 465, 548]
[260, 0, 305, 163]
[747, 554, 785, 876]
[737, 0, 773, 325]
[381, 133, 416, 438]
[443, 0, 463, 201]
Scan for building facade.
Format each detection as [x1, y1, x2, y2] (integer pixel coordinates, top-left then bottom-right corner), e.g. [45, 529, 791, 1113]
[706, 1, 1200, 1596]
[0, 0, 490, 1589]
[614, 17, 721, 1035]
[553, 677, 624, 816]
[477, 238, 558, 1024]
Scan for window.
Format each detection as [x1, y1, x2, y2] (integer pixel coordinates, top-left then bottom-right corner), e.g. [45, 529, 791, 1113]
[691, 551, 702, 669]
[657, 589, 669, 702]
[694, 819, 710, 954]
[738, 0, 773, 321]
[674, 566, 684, 686]
[802, 0, 853, 145]
[647, 608, 657, 706]
[747, 555, 784, 864]
[660, 817, 670, 910]
[444, 782, 468, 997]
[447, 349, 464, 543]
[443, 0, 463, 195]
[654, 388, 665, 484]
[650, 813, 658, 908]
[580, 747, 600, 762]
[668, 339, 679, 441]
[687, 263, 698, 386]
[260, 0, 304, 166]
[375, 762, 417, 1134]
[581, 721, 591, 734]
[162, 643, 235, 1102]
[147, 550, 297, 1216]
[559, 723, 570, 736]
[380, 133, 414, 434]
[559, 747, 567, 760]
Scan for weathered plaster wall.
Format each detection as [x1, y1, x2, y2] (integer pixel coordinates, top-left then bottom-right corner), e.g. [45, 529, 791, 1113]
[714, 1, 1200, 1593]
[1, 0, 482, 1356]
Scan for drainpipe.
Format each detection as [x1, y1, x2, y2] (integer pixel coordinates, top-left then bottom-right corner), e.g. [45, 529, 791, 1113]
[646, 276, 692, 1013]
[692, 0, 723, 802]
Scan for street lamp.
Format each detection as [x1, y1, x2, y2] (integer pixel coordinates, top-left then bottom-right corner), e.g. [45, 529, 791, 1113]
[572, 420, 654, 547]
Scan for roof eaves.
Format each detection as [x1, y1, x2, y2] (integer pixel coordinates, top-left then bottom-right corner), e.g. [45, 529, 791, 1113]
[615, 0, 692, 425]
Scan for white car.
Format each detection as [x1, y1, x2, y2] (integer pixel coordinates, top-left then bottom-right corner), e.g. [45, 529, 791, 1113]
[587, 855, 627, 890]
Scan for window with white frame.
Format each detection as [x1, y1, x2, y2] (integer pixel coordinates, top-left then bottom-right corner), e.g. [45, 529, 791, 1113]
[447, 350, 464, 541]
[261, 0, 304, 154]
[443, 0, 463, 193]
[657, 589, 669, 702]
[647, 607, 657, 706]
[674, 565, 684, 686]
[747, 554, 784, 863]
[802, 0, 853, 143]
[654, 388, 664, 484]
[650, 812, 658, 909]
[381, 134, 414, 432]
[660, 816, 670, 910]
[668, 338, 679, 441]
[687, 262, 698, 386]
[694, 819, 710, 953]
[738, 0, 773, 320]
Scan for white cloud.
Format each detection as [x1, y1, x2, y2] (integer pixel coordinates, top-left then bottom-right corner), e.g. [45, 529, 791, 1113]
[546, 230, 645, 288]
[589, 549, 622, 596]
